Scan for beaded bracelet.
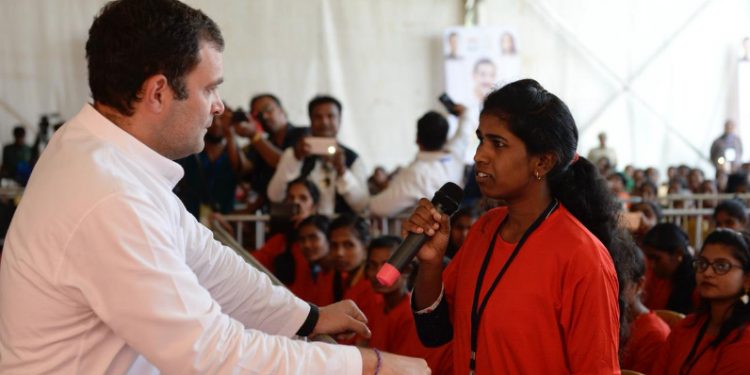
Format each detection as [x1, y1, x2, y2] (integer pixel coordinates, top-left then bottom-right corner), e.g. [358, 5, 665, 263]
[373, 348, 382, 375]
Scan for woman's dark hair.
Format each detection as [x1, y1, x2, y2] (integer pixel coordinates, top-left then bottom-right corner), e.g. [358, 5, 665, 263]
[637, 180, 658, 196]
[642, 223, 696, 313]
[272, 179, 323, 285]
[368, 235, 403, 253]
[617, 234, 647, 351]
[86, 0, 224, 116]
[287, 177, 320, 205]
[695, 229, 750, 347]
[274, 215, 330, 285]
[630, 200, 663, 222]
[481, 78, 631, 342]
[714, 199, 748, 225]
[329, 214, 371, 246]
[298, 214, 331, 235]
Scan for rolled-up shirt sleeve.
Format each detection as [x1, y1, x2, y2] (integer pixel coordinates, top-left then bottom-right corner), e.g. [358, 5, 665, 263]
[60, 192, 362, 374]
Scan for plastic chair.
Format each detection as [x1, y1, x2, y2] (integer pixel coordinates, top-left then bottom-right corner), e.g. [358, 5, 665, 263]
[654, 309, 686, 328]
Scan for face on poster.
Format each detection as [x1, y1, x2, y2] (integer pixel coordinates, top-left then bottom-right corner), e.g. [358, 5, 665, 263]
[443, 27, 521, 161]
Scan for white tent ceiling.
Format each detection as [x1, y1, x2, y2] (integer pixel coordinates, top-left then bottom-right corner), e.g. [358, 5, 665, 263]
[0, 0, 748, 176]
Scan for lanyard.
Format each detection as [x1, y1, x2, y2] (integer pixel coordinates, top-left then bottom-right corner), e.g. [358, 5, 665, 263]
[468, 199, 558, 374]
[678, 318, 711, 375]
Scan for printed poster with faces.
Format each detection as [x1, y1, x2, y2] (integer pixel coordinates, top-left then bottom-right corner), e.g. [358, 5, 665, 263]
[443, 27, 522, 162]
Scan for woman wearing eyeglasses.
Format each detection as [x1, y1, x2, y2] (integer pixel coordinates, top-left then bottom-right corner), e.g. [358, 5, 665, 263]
[652, 229, 750, 374]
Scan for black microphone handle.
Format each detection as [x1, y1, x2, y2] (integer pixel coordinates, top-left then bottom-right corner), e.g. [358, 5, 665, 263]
[387, 231, 429, 270]
[387, 200, 450, 270]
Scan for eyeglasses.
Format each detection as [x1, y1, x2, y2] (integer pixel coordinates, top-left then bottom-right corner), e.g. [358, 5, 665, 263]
[692, 258, 743, 275]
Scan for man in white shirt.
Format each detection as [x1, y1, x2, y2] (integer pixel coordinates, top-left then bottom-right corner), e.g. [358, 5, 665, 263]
[267, 96, 370, 215]
[0, 1, 428, 374]
[369, 105, 471, 217]
[586, 132, 618, 169]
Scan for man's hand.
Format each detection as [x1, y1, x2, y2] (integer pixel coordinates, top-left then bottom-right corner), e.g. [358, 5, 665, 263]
[234, 116, 258, 139]
[329, 146, 346, 176]
[293, 137, 312, 161]
[311, 300, 371, 339]
[452, 103, 467, 118]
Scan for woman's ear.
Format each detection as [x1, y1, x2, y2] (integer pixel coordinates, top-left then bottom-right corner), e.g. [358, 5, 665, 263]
[533, 152, 558, 178]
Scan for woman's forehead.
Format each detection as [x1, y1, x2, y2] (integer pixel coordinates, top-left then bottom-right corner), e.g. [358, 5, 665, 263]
[701, 243, 736, 259]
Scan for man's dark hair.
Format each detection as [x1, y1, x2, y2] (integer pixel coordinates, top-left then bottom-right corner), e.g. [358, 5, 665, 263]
[416, 111, 449, 151]
[86, 0, 224, 116]
[12, 126, 25, 139]
[307, 95, 342, 118]
[250, 93, 283, 111]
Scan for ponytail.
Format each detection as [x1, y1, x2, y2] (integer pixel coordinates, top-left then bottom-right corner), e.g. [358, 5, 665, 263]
[550, 156, 622, 250]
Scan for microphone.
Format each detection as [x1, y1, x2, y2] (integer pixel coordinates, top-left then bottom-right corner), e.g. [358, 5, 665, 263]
[376, 182, 464, 287]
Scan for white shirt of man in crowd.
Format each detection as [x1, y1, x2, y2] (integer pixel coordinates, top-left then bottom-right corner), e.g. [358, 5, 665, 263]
[369, 107, 472, 217]
[587, 132, 618, 168]
[267, 101, 369, 215]
[710, 119, 743, 172]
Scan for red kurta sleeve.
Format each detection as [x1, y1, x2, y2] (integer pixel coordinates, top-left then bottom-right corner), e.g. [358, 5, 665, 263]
[249, 233, 287, 272]
[558, 225, 621, 374]
[620, 311, 670, 373]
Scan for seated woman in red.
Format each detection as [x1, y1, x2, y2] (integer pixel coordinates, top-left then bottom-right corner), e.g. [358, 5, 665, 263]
[713, 199, 748, 231]
[288, 215, 336, 306]
[652, 229, 750, 374]
[407, 79, 624, 374]
[251, 177, 318, 282]
[642, 223, 698, 314]
[365, 235, 453, 375]
[323, 214, 382, 343]
[620, 238, 670, 373]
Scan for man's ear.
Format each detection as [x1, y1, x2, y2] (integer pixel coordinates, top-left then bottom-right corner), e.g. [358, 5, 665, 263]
[140, 74, 170, 113]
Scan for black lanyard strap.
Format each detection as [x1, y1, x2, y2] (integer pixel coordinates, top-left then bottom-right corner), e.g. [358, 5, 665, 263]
[468, 199, 559, 372]
[679, 318, 711, 375]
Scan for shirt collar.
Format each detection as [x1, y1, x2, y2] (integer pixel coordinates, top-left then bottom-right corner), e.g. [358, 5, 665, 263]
[73, 104, 185, 188]
[416, 150, 450, 161]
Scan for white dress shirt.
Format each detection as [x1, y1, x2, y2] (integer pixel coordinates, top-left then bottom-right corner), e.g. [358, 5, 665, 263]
[0, 104, 361, 374]
[368, 115, 472, 217]
[267, 147, 369, 215]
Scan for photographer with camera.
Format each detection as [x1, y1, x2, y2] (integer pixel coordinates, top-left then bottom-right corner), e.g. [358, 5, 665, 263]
[235, 94, 308, 212]
[268, 95, 369, 215]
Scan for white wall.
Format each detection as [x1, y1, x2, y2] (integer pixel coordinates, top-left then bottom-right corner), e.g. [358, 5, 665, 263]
[478, 0, 750, 174]
[1, 0, 749, 176]
[0, 0, 462, 172]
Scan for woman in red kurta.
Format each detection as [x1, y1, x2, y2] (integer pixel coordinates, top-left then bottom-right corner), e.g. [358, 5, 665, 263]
[406, 79, 625, 374]
[288, 215, 336, 306]
[652, 229, 750, 374]
[325, 214, 382, 343]
[251, 177, 318, 278]
[620, 241, 670, 373]
[365, 236, 453, 375]
[641, 223, 698, 314]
